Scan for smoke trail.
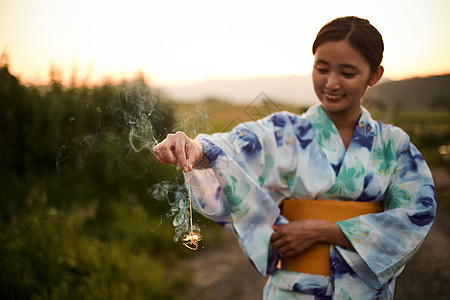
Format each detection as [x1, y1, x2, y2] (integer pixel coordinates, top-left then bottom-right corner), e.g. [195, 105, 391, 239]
[55, 80, 208, 245]
[114, 84, 213, 245]
[148, 178, 201, 242]
[56, 81, 174, 177]
[111, 82, 161, 153]
[175, 105, 214, 137]
[114, 82, 206, 243]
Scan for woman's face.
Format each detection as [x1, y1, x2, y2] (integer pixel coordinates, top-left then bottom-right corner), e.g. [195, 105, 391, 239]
[312, 40, 381, 120]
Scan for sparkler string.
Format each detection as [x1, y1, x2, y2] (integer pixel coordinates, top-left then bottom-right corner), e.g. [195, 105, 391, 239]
[183, 171, 200, 250]
[188, 172, 193, 236]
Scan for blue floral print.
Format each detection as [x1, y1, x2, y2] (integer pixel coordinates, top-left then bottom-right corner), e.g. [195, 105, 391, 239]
[187, 104, 435, 299]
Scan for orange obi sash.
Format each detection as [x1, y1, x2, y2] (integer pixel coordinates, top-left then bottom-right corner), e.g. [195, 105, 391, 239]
[280, 199, 383, 276]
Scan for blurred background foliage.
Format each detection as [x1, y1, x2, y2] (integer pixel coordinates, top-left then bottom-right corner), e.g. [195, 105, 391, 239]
[0, 57, 224, 299]
[0, 52, 449, 299]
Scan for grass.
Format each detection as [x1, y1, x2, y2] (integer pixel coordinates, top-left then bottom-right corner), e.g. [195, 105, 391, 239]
[0, 189, 192, 299]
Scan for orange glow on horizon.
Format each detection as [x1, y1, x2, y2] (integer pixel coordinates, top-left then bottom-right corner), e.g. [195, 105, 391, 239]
[1, 0, 449, 88]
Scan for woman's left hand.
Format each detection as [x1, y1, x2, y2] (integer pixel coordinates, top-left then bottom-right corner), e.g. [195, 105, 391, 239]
[270, 219, 325, 257]
[270, 219, 354, 257]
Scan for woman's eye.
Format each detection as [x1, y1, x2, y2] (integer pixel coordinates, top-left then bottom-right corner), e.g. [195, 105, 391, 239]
[342, 72, 357, 78]
[316, 67, 328, 74]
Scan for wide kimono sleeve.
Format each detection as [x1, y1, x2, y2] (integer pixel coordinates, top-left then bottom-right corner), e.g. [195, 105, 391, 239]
[187, 113, 300, 276]
[335, 126, 436, 289]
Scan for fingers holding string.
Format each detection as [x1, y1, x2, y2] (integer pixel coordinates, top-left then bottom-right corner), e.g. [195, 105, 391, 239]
[174, 135, 189, 172]
[153, 140, 175, 165]
[172, 132, 203, 172]
[153, 131, 193, 172]
[185, 139, 202, 172]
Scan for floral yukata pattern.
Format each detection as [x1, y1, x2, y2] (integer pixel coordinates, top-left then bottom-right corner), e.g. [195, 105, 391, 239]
[187, 104, 436, 299]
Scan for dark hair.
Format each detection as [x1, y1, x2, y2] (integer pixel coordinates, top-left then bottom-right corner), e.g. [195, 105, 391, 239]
[312, 16, 384, 74]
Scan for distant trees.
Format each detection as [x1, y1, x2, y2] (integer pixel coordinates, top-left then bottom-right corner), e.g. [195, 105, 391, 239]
[0, 59, 178, 221]
[0, 60, 196, 298]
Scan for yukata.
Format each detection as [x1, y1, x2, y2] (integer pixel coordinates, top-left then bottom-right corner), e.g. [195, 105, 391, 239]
[187, 104, 436, 299]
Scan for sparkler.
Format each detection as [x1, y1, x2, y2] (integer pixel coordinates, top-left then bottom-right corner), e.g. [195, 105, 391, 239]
[183, 172, 201, 250]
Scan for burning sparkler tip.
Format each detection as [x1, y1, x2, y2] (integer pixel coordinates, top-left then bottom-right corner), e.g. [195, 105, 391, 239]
[182, 232, 201, 251]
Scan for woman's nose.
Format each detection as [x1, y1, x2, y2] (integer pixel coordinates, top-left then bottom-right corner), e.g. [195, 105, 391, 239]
[325, 73, 340, 90]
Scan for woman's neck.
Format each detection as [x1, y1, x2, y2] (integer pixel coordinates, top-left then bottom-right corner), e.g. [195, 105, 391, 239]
[324, 107, 362, 149]
[327, 110, 361, 130]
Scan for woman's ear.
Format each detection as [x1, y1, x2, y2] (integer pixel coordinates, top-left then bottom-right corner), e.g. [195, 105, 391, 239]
[368, 65, 384, 87]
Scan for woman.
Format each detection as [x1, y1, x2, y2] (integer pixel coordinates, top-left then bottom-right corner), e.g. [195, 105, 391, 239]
[153, 16, 436, 299]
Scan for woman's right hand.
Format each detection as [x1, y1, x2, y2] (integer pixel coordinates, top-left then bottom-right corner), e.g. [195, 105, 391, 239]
[152, 131, 204, 173]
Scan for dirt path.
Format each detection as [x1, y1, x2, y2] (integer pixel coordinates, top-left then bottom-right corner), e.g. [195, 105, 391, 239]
[180, 169, 450, 300]
[181, 231, 266, 300]
[394, 168, 450, 299]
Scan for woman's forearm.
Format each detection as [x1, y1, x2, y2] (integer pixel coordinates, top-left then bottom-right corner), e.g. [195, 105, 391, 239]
[317, 220, 355, 250]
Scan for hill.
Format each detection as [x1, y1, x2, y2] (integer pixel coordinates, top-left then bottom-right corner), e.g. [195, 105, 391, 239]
[366, 74, 450, 109]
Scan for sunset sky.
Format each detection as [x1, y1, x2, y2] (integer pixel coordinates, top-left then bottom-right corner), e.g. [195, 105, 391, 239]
[1, 0, 449, 87]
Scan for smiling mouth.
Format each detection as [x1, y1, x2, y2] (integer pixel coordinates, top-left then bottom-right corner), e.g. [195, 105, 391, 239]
[324, 92, 343, 101]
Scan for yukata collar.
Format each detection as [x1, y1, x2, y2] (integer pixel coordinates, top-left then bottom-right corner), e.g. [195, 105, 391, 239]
[305, 104, 376, 200]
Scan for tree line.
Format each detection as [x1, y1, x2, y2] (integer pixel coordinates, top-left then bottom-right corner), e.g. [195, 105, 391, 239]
[0, 58, 202, 299]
